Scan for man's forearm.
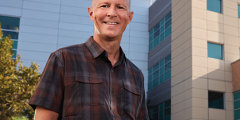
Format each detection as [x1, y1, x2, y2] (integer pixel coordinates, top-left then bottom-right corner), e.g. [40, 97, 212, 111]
[34, 106, 59, 120]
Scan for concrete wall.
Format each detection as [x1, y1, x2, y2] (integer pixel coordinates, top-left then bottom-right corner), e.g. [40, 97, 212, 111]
[171, 0, 237, 119]
[0, 0, 149, 93]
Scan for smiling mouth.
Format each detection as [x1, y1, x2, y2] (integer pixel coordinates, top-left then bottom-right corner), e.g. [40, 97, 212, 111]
[104, 22, 119, 25]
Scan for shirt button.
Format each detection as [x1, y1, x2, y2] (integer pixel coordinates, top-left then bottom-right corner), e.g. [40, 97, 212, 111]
[113, 109, 115, 114]
[111, 69, 114, 72]
[132, 88, 134, 91]
[88, 77, 91, 81]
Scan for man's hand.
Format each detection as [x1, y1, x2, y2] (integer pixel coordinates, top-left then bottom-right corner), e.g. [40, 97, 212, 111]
[34, 106, 59, 120]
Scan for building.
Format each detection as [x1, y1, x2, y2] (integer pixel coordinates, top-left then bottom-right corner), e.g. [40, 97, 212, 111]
[1, 0, 240, 120]
[147, 0, 240, 120]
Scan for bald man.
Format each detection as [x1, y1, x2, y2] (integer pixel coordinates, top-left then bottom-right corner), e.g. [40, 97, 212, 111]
[29, 0, 149, 119]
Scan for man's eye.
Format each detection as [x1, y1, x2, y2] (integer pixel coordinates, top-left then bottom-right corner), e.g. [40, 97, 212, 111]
[118, 6, 124, 9]
[101, 5, 108, 8]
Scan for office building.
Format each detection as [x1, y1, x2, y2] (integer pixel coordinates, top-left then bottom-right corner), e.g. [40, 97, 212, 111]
[1, 0, 240, 120]
[147, 0, 240, 120]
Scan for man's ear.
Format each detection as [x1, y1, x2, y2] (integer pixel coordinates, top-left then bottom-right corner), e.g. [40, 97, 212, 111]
[88, 7, 94, 21]
[128, 11, 134, 24]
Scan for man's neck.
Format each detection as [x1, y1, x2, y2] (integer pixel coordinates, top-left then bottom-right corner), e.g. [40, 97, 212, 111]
[93, 34, 121, 66]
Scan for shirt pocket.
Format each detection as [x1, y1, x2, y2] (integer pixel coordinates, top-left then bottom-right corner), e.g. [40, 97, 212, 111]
[123, 82, 141, 117]
[64, 73, 104, 117]
[73, 72, 105, 105]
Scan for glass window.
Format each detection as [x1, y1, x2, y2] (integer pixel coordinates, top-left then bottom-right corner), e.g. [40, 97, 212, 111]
[148, 54, 171, 90]
[165, 12, 171, 21]
[165, 20, 171, 29]
[154, 24, 160, 32]
[148, 68, 153, 75]
[148, 75, 152, 82]
[165, 55, 171, 63]
[154, 29, 160, 39]
[153, 63, 159, 71]
[149, 35, 154, 43]
[160, 26, 165, 33]
[149, 42, 153, 51]
[149, 12, 171, 51]
[208, 43, 223, 60]
[0, 16, 20, 30]
[165, 100, 171, 108]
[234, 91, 240, 100]
[160, 59, 165, 67]
[154, 37, 160, 47]
[149, 29, 154, 37]
[234, 100, 240, 109]
[13, 41, 18, 49]
[153, 70, 159, 79]
[153, 77, 159, 88]
[150, 100, 171, 120]
[160, 67, 164, 75]
[165, 26, 171, 38]
[164, 108, 171, 116]
[207, 0, 222, 13]
[160, 75, 164, 84]
[235, 109, 240, 120]
[160, 33, 165, 42]
[2, 31, 19, 39]
[0, 15, 20, 59]
[235, 91, 240, 120]
[239, 49, 240, 58]
[165, 70, 171, 81]
[238, 5, 240, 18]
[165, 62, 171, 71]
[160, 18, 165, 26]
[148, 82, 153, 90]
[208, 91, 224, 109]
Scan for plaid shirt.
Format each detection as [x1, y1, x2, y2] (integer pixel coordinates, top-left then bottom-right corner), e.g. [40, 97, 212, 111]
[29, 36, 149, 120]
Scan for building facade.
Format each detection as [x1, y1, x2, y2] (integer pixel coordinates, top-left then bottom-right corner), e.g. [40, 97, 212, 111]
[147, 0, 240, 120]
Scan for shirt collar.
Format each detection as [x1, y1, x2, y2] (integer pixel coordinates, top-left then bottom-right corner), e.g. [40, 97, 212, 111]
[85, 36, 126, 60]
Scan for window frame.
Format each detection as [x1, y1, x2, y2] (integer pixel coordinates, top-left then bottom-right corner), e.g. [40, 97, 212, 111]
[149, 12, 172, 51]
[207, 0, 222, 13]
[148, 54, 171, 91]
[208, 91, 225, 110]
[0, 15, 20, 59]
[207, 42, 224, 60]
[149, 99, 171, 120]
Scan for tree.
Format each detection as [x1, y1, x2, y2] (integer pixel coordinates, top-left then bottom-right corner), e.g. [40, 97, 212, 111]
[0, 23, 41, 120]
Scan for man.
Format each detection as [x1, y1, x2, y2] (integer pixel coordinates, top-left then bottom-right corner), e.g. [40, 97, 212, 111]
[29, 0, 149, 119]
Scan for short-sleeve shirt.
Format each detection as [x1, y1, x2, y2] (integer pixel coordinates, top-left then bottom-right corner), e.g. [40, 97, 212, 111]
[29, 36, 149, 120]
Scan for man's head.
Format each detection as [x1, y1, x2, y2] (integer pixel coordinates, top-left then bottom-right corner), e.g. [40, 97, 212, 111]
[88, 0, 133, 40]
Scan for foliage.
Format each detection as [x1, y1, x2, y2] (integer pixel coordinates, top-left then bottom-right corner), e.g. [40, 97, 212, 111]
[11, 116, 28, 120]
[0, 23, 41, 120]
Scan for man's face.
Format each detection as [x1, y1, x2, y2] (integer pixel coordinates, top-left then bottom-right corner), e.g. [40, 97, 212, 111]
[89, 0, 133, 39]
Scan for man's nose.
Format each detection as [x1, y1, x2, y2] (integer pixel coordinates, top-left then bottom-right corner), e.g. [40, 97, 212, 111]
[107, 7, 117, 17]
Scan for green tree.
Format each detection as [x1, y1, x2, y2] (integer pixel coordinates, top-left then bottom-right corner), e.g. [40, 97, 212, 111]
[0, 23, 41, 120]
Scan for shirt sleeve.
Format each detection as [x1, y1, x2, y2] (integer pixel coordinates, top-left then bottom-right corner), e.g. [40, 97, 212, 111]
[29, 52, 64, 115]
[136, 74, 149, 120]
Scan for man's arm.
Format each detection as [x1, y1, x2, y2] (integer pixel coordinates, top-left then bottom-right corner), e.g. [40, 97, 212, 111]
[34, 106, 59, 120]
